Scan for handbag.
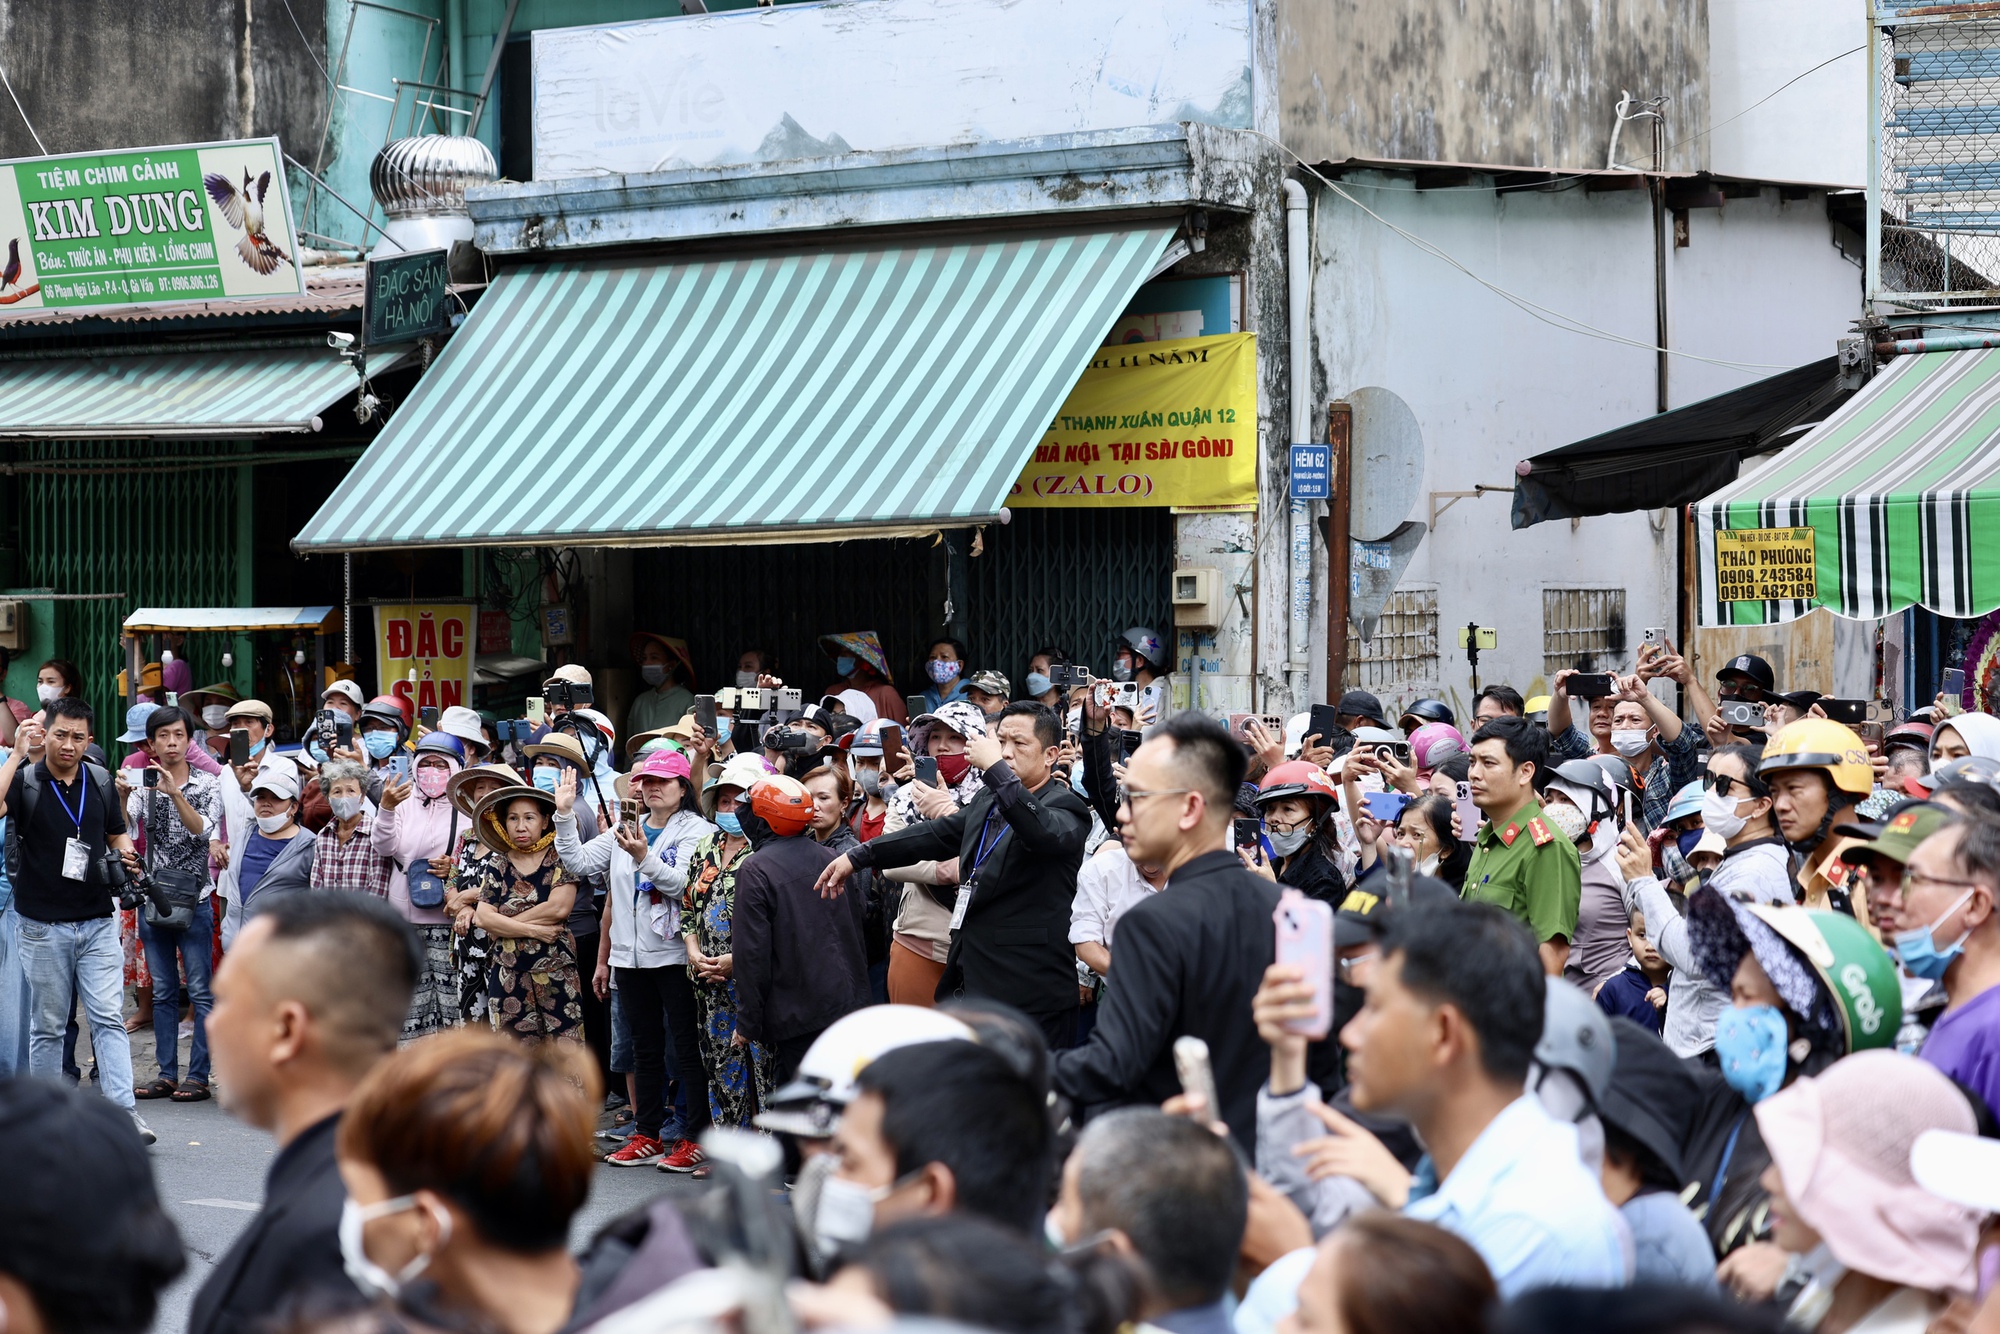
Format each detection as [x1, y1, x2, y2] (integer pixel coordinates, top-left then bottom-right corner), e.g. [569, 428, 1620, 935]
[405, 807, 459, 910]
[143, 868, 202, 932]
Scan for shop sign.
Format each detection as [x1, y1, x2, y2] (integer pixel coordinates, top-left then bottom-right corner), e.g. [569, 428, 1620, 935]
[1715, 527, 1817, 603]
[0, 136, 302, 312]
[1010, 332, 1257, 510]
[374, 603, 475, 715]
[363, 247, 450, 347]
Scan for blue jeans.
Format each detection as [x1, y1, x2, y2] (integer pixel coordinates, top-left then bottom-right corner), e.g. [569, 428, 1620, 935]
[21, 914, 133, 1109]
[0, 902, 34, 1078]
[138, 898, 214, 1084]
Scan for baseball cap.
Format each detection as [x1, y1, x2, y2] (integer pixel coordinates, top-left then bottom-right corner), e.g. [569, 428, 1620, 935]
[225, 698, 274, 725]
[250, 759, 301, 800]
[967, 669, 1010, 697]
[1337, 690, 1388, 728]
[1333, 875, 1459, 948]
[1774, 689, 1822, 713]
[1837, 801, 1953, 867]
[1716, 654, 1777, 694]
[322, 680, 365, 709]
[116, 702, 160, 744]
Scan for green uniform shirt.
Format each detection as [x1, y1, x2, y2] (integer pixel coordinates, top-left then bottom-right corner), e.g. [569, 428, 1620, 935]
[1461, 798, 1581, 943]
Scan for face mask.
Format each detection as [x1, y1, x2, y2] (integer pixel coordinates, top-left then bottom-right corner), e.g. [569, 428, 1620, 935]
[35, 684, 58, 704]
[255, 811, 293, 835]
[1417, 853, 1440, 875]
[640, 664, 668, 687]
[1265, 827, 1309, 857]
[307, 739, 330, 766]
[1544, 802, 1589, 844]
[202, 705, 230, 730]
[926, 658, 961, 686]
[414, 765, 449, 799]
[532, 767, 560, 793]
[735, 671, 759, 690]
[1610, 729, 1652, 758]
[835, 655, 857, 678]
[339, 1195, 450, 1304]
[1676, 829, 1704, 858]
[716, 811, 743, 837]
[855, 767, 881, 796]
[1025, 671, 1052, 697]
[715, 717, 734, 744]
[1701, 786, 1751, 840]
[1068, 767, 1089, 797]
[1043, 1210, 1068, 1251]
[936, 752, 971, 785]
[364, 731, 398, 761]
[1894, 887, 1977, 981]
[1109, 661, 1134, 683]
[814, 1175, 896, 1255]
[329, 795, 365, 821]
[1714, 1004, 1791, 1103]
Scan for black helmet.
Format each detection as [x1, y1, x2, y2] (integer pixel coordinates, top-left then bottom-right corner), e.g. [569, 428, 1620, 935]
[1399, 698, 1455, 729]
[359, 700, 409, 742]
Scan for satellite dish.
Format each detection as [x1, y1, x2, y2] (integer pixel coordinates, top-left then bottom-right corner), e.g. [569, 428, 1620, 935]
[1347, 387, 1424, 542]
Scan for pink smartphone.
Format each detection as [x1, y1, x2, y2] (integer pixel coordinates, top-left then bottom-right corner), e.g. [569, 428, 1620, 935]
[1274, 890, 1334, 1038]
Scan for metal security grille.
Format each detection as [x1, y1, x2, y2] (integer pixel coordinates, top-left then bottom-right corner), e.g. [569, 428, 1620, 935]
[1873, 9, 2000, 305]
[16, 441, 239, 736]
[1543, 588, 1629, 679]
[1344, 589, 1440, 693]
[967, 508, 1173, 680]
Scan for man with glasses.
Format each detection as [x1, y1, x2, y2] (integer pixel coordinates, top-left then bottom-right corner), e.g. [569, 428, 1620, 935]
[1050, 713, 1284, 1150]
[1896, 814, 2000, 1113]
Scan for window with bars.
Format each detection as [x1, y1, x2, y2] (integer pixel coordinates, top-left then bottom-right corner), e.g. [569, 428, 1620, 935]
[1542, 588, 1629, 679]
[1344, 589, 1440, 692]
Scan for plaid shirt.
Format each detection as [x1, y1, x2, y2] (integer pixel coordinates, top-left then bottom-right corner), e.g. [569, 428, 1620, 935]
[311, 810, 393, 898]
[1548, 722, 1700, 831]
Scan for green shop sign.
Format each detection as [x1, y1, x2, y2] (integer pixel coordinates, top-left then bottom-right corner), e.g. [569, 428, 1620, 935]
[0, 136, 303, 311]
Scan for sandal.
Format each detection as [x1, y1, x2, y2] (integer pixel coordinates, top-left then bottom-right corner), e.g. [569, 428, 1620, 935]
[171, 1080, 211, 1102]
[134, 1077, 176, 1100]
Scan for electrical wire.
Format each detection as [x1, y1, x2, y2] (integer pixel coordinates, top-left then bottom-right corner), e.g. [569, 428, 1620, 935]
[1666, 45, 1865, 155]
[279, 0, 336, 88]
[0, 61, 46, 155]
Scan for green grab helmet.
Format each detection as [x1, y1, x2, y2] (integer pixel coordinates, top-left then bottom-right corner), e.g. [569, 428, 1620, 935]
[1742, 904, 1902, 1053]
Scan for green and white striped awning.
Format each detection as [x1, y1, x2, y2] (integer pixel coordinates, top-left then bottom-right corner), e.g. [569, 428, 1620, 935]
[0, 347, 369, 437]
[1695, 349, 2000, 626]
[293, 226, 1175, 552]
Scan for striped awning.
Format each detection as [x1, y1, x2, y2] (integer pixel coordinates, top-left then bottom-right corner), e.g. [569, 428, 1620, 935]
[293, 226, 1175, 552]
[0, 347, 371, 437]
[1694, 349, 2000, 626]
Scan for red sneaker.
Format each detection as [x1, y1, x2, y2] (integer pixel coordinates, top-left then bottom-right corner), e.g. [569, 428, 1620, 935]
[657, 1138, 706, 1173]
[604, 1134, 666, 1167]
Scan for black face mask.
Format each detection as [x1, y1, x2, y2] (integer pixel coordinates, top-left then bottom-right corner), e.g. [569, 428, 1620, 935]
[735, 803, 777, 852]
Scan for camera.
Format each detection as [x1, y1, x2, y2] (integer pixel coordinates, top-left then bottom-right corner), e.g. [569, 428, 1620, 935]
[762, 725, 815, 755]
[1050, 663, 1092, 688]
[544, 679, 594, 712]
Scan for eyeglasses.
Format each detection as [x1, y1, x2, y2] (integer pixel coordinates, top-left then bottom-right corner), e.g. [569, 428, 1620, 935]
[1337, 949, 1378, 984]
[1702, 771, 1763, 799]
[1901, 868, 1989, 898]
[1119, 787, 1191, 807]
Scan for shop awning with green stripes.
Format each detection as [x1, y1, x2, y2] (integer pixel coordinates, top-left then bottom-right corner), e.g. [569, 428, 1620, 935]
[1694, 349, 2000, 626]
[293, 226, 1176, 552]
[0, 347, 372, 437]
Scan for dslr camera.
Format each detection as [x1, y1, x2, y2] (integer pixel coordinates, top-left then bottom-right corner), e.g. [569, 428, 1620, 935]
[544, 679, 594, 712]
[762, 725, 816, 755]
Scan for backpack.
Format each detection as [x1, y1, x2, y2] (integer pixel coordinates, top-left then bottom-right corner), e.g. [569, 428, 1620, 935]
[5, 761, 119, 884]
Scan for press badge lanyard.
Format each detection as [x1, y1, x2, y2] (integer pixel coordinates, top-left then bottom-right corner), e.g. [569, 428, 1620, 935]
[950, 807, 1006, 932]
[52, 772, 91, 882]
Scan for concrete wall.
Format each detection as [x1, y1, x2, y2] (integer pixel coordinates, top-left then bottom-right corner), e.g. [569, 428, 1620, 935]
[1302, 171, 1862, 718]
[1276, 0, 1709, 172]
[1707, 0, 1867, 188]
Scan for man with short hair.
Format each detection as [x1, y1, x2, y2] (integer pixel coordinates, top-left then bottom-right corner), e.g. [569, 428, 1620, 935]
[1050, 1108, 1247, 1334]
[1052, 713, 1281, 1148]
[1463, 717, 1580, 975]
[1334, 689, 1389, 734]
[820, 1039, 1052, 1243]
[820, 702, 1089, 1048]
[1899, 815, 2000, 1115]
[1473, 686, 1525, 726]
[190, 891, 420, 1334]
[964, 669, 1011, 721]
[1343, 903, 1626, 1295]
[1548, 674, 1698, 829]
[0, 697, 147, 1138]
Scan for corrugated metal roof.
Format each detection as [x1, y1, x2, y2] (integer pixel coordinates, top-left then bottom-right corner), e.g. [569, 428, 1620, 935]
[294, 225, 1173, 551]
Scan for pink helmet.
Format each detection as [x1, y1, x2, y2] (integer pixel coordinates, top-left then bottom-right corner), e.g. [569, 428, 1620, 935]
[1409, 722, 1467, 773]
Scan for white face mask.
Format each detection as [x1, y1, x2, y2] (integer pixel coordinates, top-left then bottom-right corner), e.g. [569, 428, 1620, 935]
[1701, 785, 1751, 840]
[1544, 801, 1589, 844]
[202, 705, 230, 729]
[329, 795, 365, 821]
[1610, 729, 1652, 758]
[255, 811, 293, 835]
[35, 684, 59, 704]
[338, 1195, 450, 1303]
[814, 1173, 908, 1256]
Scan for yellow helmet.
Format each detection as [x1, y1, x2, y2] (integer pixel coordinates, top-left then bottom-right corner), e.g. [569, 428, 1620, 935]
[1758, 718, 1874, 796]
[1524, 695, 1552, 715]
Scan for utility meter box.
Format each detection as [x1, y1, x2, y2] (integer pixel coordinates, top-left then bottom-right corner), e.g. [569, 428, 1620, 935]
[0, 600, 25, 651]
[1172, 566, 1222, 630]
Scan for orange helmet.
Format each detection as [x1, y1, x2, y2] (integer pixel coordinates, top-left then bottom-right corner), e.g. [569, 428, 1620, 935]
[749, 774, 814, 836]
[1256, 760, 1339, 808]
[370, 692, 415, 730]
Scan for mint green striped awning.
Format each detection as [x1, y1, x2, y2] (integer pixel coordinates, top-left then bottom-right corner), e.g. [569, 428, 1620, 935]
[1694, 349, 2000, 626]
[0, 347, 370, 437]
[294, 226, 1176, 552]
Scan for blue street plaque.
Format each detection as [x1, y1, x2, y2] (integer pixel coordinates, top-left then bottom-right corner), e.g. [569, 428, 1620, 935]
[1290, 443, 1331, 499]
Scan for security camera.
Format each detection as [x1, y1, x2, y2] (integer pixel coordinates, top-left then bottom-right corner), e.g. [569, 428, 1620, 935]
[328, 331, 356, 351]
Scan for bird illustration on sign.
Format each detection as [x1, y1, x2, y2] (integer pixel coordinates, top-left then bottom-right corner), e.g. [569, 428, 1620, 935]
[0, 238, 38, 305]
[202, 168, 290, 276]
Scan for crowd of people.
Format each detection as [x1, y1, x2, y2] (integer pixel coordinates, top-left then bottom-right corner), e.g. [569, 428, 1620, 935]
[7, 626, 2000, 1334]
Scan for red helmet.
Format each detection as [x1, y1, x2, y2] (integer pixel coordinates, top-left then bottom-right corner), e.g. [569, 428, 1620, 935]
[371, 692, 415, 730]
[749, 774, 814, 836]
[1256, 760, 1338, 808]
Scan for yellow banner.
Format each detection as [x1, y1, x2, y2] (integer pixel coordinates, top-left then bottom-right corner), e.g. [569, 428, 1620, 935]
[1008, 331, 1257, 509]
[1715, 527, 1817, 603]
[373, 603, 476, 716]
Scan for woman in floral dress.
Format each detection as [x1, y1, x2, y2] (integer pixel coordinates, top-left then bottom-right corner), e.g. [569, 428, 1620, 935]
[444, 763, 522, 1024]
[457, 784, 585, 1046]
[681, 767, 770, 1126]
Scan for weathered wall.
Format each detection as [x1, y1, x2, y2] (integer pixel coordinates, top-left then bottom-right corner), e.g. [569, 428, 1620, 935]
[0, 1, 325, 161]
[1277, 0, 1710, 172]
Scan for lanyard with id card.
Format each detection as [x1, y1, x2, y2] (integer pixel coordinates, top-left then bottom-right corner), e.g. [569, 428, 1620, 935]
[52, 774, 90, 882]
[951, 807, 1007, 933]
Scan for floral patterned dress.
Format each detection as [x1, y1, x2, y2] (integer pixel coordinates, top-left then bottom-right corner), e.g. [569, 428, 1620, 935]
[470, 847, 585, 1045]
[447, 830, 500, 1024]
[682, 830, 772, 1125]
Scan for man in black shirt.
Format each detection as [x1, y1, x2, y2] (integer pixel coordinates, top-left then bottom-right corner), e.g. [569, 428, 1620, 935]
[0, 697, 147, 1140]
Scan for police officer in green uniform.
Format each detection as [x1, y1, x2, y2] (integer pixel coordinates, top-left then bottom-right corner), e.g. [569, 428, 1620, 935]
[1463, 716, 1581, 975]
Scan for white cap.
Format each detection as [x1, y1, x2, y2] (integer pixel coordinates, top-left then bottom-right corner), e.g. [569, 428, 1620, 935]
[322, 680, 365, 708]
[439, 705, 485, 745]
[250, 756, 302, 800]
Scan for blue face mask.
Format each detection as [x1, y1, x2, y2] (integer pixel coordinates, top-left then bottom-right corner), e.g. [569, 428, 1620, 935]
[716, 811, 743, 837]
[1714, 1004, 1791, 1103]
[835, 655, 857, 678]
[1025, 671, 1052, 697]
[1894, 888, 1976, 981]
[307, 739, 330, 766]
[1676, 829, 1704, 858]
[716, 717, 733, 744]
[364, 731, 397, 760]
[532, 767, 560, 793]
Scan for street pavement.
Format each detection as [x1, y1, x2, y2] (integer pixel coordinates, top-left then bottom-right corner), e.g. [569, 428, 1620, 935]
[96, 1020, 705, 1332]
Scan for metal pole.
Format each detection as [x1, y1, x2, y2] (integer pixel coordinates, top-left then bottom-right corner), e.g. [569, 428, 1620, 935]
[469, 0, 522, 137]
[1652, 116, 1668, 415]
[1325, 402, 1352, 694]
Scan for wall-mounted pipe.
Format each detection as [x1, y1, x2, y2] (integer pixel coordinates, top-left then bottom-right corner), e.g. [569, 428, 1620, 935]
[1283, 178, 1311, 709]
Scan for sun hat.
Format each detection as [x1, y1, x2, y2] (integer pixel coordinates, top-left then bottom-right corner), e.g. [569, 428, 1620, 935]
[116, 702, 160, 744]
[438, 705, 486, 747]
[819, 631, 894, 684]
[911, 700, 988, 750]
[524, 732, 588, 768]
[548, 663, 592, 687]
[447, 763, 525, 819]
[704, 754, 770, 795]
[1600, 1018, 1702, 1182]
[1756, 1050, 1979, 1293]
[628, 633, 696, 688]
[471, 783, 558, 857]
[181, 681, 242, 711]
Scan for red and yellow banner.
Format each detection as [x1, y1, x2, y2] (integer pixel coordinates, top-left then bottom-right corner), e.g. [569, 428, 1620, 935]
[1009, 331, 1257, 509]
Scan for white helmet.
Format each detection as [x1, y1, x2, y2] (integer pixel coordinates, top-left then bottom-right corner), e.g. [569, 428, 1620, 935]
[753, 1005, 973, 1137]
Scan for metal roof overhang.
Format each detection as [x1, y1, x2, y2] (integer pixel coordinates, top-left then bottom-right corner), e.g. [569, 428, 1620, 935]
[124, 606, 337, 633]
[0, 346, 377, 438]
